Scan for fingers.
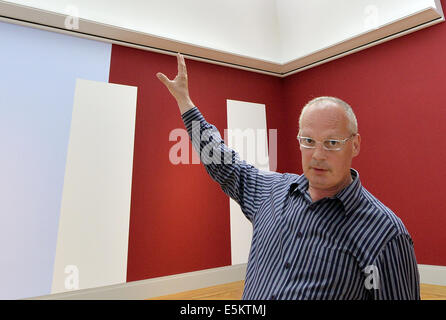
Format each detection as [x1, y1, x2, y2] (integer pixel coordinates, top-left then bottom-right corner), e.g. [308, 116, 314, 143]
[156, 72, 171, 87]
[177, 52, 187, 77]
[157, 53, 187, 87]
[177, 53, 181, 75]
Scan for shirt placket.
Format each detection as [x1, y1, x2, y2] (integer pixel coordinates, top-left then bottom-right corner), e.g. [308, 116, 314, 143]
[279, 194, 310, 297]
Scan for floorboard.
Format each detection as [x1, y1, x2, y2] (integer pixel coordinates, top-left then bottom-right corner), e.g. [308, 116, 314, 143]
[149, 281, 446, 300]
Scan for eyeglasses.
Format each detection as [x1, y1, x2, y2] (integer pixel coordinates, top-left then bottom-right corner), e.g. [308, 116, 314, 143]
[297, 134, 357, 151]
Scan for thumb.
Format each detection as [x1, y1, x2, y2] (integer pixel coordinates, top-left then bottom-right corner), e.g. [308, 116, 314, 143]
[156, 72, 171, 87]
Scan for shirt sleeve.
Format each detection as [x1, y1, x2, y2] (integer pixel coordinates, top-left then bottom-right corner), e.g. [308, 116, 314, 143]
[181, 107, 282, 222]
[368, 234, 420, 300]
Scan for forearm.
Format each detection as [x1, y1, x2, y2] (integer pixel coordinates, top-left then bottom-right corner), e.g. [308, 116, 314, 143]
[181, 106, 250, 215]
[181, 106, 281, 222]
[181, 106, 237, 176]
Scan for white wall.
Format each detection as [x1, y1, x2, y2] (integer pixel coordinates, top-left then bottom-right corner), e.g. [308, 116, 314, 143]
[276, 0, 441, 63]
[4, 0, 282, 62]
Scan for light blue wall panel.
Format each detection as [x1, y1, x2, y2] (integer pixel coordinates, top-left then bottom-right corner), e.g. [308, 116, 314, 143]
[0, 21, 112, 299]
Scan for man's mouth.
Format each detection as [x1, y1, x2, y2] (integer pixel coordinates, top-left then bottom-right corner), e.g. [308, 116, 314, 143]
[312, 167, 327, 172]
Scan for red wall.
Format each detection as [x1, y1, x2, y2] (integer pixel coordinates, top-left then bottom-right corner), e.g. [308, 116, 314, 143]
[110, 4, 446, 283]
[282, 7, 446, 266]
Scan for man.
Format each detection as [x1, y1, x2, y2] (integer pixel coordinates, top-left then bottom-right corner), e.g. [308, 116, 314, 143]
[156, 53, 420, 300]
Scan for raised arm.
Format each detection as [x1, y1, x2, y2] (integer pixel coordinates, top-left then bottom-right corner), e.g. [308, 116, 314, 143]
[156, 53, 282, 222]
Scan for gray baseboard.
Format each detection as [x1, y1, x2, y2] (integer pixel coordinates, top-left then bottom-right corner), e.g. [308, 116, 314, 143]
[418, 264, 446, 286]
[27, 264, 247, 300]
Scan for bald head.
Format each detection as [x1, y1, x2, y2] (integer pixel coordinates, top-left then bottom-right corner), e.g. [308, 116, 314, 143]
[299, 97, 358, 136]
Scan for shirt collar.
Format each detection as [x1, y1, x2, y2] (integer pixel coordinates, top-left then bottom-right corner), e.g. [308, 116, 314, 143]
[288, 168, 363, 216]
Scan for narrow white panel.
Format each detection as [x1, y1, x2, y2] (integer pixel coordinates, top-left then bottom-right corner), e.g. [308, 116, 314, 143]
[226, 100, 270, 265]
[51, 79, 137, 294]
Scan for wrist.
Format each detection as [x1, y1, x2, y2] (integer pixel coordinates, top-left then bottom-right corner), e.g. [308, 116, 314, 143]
[178, 98, 195, 115]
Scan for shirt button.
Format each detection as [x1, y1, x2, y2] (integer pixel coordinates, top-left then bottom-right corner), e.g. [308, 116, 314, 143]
[285, 262, 291, 269]
[270, 294, 276, 300]
[297, 231, 303, 238]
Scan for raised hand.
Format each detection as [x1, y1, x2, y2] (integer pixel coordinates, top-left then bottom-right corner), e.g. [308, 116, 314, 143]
[156, 53, 195, 115]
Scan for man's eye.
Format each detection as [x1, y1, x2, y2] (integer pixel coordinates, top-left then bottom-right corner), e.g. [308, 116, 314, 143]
[327, 140, 340, 146]
[305, 138, 314, 144]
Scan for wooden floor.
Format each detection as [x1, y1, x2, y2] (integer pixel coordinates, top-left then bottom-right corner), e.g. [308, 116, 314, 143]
[149, 281, 446, 300]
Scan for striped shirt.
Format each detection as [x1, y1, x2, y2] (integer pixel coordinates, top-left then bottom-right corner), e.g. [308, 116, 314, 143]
[182, 107, 420, 300]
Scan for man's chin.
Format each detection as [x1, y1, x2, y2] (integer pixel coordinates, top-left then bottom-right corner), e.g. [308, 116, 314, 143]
[307, 172, 332, 187]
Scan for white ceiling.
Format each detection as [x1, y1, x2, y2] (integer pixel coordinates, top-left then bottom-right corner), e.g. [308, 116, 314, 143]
[276, 0, 443, 62]
[0, 0, 444, 76]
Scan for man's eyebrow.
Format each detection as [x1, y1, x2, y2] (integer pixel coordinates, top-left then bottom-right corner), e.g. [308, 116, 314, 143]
[299, 133, 345, 139]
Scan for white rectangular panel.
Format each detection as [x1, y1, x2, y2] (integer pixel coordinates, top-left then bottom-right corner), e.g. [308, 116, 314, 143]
[226, 99, 270, 265]
[51, 79, 137, 294]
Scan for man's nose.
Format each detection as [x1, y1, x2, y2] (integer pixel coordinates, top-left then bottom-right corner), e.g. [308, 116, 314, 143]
[312, 143, 328, 160]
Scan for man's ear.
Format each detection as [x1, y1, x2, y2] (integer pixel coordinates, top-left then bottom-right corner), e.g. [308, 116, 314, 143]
[352, 133, 361, 157]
